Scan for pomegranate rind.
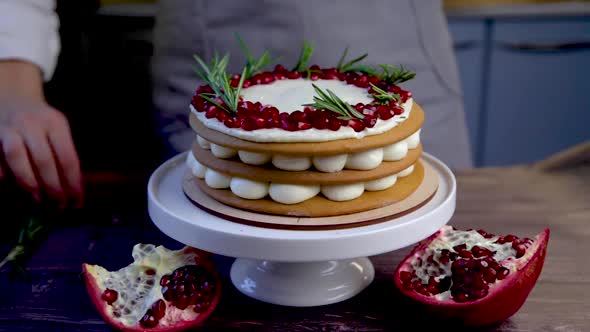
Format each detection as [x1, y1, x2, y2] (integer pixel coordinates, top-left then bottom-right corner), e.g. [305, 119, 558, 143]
[83, 246, 221, 332]
[393, 228, 550, 327]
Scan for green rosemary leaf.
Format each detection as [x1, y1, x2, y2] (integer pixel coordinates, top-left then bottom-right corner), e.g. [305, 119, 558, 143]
[336, 47, 371, 73]
[304, 84, 364, 120]
[293, 40, 314, 72]
[378, 64, 416, 85]
[336, 47, 349, 70]
[199, 94, 231, 114]
[235, 34, 280, 79]
[346, 65, 380, 76]
[340, 53, 368, 71]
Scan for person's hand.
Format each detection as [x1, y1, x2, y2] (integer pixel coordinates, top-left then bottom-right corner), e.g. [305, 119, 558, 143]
[0, 60, 83, 208]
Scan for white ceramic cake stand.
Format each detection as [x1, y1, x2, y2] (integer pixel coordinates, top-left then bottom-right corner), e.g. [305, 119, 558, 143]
[147, 152, 456, 307]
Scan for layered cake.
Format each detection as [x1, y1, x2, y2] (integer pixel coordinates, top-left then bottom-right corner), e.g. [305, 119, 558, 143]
[184, 43, 427, 218]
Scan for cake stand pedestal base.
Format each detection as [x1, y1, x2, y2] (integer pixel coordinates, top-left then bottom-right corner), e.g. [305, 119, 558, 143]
[230, 258, 374, 307]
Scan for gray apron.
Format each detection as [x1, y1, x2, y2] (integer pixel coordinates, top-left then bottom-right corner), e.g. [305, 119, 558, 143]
[152, 0, 473, 169]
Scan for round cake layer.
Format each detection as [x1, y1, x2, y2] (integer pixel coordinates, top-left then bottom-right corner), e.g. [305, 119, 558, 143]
[191, 143, 422, 185]
[194, 129, 420, 172]
[190, 102, 424, 156]
[185, 160, 425, 217]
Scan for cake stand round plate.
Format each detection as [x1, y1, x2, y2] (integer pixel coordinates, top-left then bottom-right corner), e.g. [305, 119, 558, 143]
[148, 152, 456, 307]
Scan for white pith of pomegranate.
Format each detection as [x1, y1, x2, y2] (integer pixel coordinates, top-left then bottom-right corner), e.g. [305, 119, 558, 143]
[394, 225, 549, 327]
[83, 244, 221, 332]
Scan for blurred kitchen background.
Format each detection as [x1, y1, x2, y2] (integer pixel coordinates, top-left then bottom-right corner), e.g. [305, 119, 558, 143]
[47, 0, 590, 174]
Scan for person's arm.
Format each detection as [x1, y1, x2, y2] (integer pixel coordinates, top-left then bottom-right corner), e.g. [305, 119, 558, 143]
[0, 0, 82, 207]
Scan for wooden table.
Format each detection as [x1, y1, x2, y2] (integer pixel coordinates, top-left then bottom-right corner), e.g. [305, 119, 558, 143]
[1, 145, 589, 332]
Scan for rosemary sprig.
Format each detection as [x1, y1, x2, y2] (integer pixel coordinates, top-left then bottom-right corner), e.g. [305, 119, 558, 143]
[304, 84, 364, 120]
[378, 64, 416, 85]
[192, 53, 246, 114]
[370, 83, 401, 105]
[292, 40, 314, 72]
[0, 215, 48, 277]
[336, 47, 379, 76]
[236, 34, 280, 79]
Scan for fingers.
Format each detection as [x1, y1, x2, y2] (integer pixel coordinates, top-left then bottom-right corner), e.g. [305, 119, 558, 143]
[22, 123, 67, 206]
[0, 127, 40, 199]
[47, 113, 83, 206]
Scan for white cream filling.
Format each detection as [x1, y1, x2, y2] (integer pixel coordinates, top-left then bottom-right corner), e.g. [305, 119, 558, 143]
[195, 129, 420, 172]
[186, 153, 416, 204]
[191, 78, 413, 143]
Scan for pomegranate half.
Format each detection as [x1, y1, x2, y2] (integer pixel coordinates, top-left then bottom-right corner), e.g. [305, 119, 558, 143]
[394, 225, 549, 327]
[84, 244, 221, 331]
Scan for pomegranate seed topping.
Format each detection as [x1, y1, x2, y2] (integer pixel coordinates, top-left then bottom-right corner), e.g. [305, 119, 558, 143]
[230, 78, 240, 87]
[274, 72, 286, 80]
[357, 76, 370, 87]
[289, 111, 307, 123]
[266, 118, 280, 128]
[241, 117, 259, 131]
[197, 85, 213, 94]
[312, 115, 329, 130]
[255, 117, 266, 129]
[242, 80, 252, 88]
[286, 71, 302, 79]
[139, 311, 159, 328]
[327, 118, 341, 131]
[224, 118, 238, 128]
[261, 73, 275, 84]
[101, 289, 118, 305]
[298, 122, 312, 130]
[205, 106, 219, 119]
[354, 103, 365, 112]
[281, 119, 298, 131]
[363, 117, 377, 128]
[347, 119, 366, 132]
[309, 73, 320, 81]
[378, 106, 395, 120]
[216, 111, 229, 122]
[392, 106, 404, 115]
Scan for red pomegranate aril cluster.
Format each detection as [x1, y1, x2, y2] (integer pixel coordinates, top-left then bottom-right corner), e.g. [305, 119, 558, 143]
[192, 65, 412, 133]
[399, 231, 535, 303]
[160, 265, 215, 312]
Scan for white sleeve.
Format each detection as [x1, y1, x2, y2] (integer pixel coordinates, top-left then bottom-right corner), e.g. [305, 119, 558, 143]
[0, 0, 60, 81]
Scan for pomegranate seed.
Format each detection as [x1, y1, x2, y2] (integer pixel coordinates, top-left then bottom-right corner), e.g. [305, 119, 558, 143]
[274, 64, 287, 73]
[369, 75, 380, 86]
[514, 244, 527, 258]
[428, 276, 439, 286]
[242, 80, 252, 88]
[400, 271, 413, 284]
[426, 285, 439, 294]
[241, 117, 259, 131]
[355, 75, 369, 88]
[363, 117, 377, 128]
[497, 267, 510, 280]
[472, 287, 489, 300]
[101, 289, 118, 305]
[327, 118, 341, 131]
[416, 285, 430, 296]
[274, 72, 286, 80]
[197, 85, 213, 94]
[347, 119, 366, 132]
[427, 255, 435, 264]
[378, 106, 395, 120]
[453, 244, 467, 252]
[354, 103, 365, 112]
[224, 118, 238, 128]
[298, 122, 312, 130]
[193, 302, 210, 313]
[216, 111, 229, 122]
[483, 269, 497, 283]
[266, 118, 280, 128]
[438, 256, 450, 265]
[286, 71, 302, 79]
[453, 292, 469, 303]
[151, 300, 166, 320]
[205, 106, 219, 119]
[289, 110, 307, 123]
[255, 117, 266, 128]
[145, 269, 156, 276]
[162, 286, 172, 301]
[312, 115, 329, 130]
[452, 259, 469, 271]
[175, 294, 190, 310]
[392, 106, 404, 115]
[140, 311, 159, 328]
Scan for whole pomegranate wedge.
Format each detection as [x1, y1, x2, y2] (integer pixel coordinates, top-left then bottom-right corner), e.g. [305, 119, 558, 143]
[83, 244, 221, 331]
[394, 225, 549, 327]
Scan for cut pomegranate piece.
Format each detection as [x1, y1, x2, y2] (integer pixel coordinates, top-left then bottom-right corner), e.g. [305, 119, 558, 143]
[84, 244, 221, 331]
[394, 226, 549, 327]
